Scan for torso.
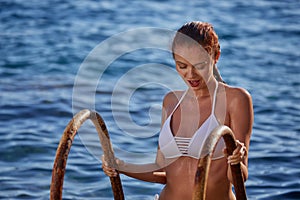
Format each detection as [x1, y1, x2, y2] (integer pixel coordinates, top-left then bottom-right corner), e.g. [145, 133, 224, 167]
[158, 82, 236, 200]
[160, 157, 235, 200]
[159, 82, 225, 160]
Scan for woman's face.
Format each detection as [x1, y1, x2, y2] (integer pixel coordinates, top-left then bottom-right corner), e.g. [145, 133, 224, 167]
[173, 44, 214, 90]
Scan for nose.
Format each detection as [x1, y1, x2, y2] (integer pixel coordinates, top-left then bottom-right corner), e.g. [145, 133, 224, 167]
[186, 66, 198, 78]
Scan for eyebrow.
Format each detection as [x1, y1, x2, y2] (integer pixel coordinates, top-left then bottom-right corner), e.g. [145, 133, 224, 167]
[175, 60, 207, 66]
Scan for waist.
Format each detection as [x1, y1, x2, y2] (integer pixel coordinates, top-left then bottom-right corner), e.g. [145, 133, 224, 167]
[165, 156, 199, 180]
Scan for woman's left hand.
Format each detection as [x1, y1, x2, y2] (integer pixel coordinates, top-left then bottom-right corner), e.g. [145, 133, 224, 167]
[223, 140, 247, 165]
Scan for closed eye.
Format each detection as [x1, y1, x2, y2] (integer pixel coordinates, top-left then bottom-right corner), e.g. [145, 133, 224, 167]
[176, 61, 187, 69]
[194, 61, 208, 70]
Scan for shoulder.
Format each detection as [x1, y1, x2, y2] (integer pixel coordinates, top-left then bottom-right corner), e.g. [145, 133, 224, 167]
[221, 84, 253, 143]
[222, 83, 252, 108]
[162, 90, 185, 113]
[221, 83, 253, 125]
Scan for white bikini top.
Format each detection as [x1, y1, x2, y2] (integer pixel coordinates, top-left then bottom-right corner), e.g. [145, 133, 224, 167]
[159, 83, 225, 160]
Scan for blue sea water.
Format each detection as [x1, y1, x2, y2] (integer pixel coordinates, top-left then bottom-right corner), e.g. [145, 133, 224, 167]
[0, 0, 300, 199]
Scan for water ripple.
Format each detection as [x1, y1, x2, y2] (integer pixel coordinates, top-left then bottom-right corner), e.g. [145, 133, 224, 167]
[1, 0, 299, 199]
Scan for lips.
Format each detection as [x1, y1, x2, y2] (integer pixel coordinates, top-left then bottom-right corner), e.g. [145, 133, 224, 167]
[188, 80, 200, 87]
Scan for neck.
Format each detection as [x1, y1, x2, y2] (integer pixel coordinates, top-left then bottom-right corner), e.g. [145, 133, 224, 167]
[188, 78, 217, 99]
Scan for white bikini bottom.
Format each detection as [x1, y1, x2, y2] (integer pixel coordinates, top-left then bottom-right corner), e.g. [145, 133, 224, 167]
[154, 194, 159, 200]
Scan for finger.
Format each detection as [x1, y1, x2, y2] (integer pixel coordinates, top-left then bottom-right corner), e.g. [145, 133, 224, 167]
[240, 146, 246, 157]
[227, 152, 245, 165]
[237, 143, 247, 159]
[228, 159, 241, 165]
[104, 171, 118, 177]
[233, 142, 243, 155]
[233, 140, 246, 157]
[230, 150, 242, 162]
[227, 154, 242, 165]
[108, 169, 118, 177]
[101, 156, 118, 177]
[229, 150, 244, 160]
[102, 164, 111, 173]
[236, 140, 245, 149]
[102, 164, 118, 177]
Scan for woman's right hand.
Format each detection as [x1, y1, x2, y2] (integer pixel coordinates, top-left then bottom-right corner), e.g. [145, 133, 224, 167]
[101, 155, 124, 177]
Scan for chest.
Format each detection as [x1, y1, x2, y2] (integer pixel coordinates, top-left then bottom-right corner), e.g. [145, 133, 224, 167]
[170, 98, 214, 137]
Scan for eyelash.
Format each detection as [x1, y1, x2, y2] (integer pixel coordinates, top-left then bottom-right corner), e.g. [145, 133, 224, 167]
[177, 64, 205, 70]
[195, 64, 205, 70]
[178, 64, 187, 69]
[177, 61, 208, 70]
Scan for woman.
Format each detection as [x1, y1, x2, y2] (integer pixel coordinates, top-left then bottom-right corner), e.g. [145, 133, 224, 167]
[102, 21, 253, 200]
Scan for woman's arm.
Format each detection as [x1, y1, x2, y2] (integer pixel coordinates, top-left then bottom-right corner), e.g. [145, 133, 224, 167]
[101, 149, 166, 184]
[120, 149, 167, 184]
[226, 87, 254, 182]
[101, 93, 173, 184]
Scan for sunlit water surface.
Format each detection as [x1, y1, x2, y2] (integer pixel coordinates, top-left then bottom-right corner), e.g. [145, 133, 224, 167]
[0, 0, 299, 199]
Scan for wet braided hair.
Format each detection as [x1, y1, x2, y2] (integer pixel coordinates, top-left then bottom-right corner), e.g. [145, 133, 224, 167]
[172, 21, 225, 83]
